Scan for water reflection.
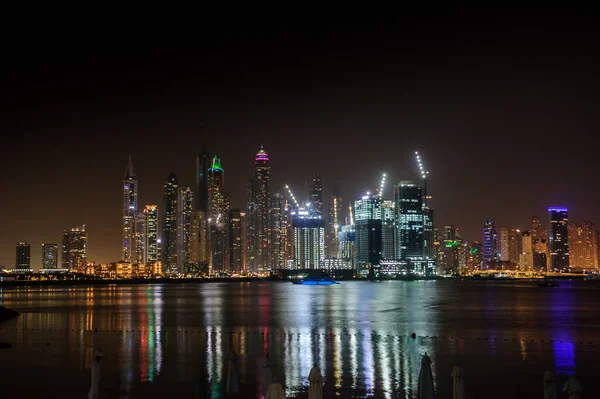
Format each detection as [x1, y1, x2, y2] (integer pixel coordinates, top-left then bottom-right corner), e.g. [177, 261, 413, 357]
[0, 282, 597, 398]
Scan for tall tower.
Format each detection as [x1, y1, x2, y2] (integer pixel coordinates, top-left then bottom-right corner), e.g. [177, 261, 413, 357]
[177, 186, 194, 273]
[195, 146, 209, 213]
[208, 155, 225, 222]
[327, 189, 343, 258]
[248, 145, 272, 272]
[310, 173, 323, 216]
[548, 207, 569, 271]
[144, 205, 159, 264]
[193, 145, 210, 267]
[394, 182, 424, 259]
[532, 216, 550, 271]
[271, 193, 288, 269]
[134, 212, 146, 264]
[229, 209, 243, 273]
[16, 242, 31, 270]
[482, 219, 498, 269]
[568, 221, 599, 269]
[162, 173, 178, 274]
[42, 243, 58, 269]
[62, 226, 87, 272]
[122, 156, 138, 262]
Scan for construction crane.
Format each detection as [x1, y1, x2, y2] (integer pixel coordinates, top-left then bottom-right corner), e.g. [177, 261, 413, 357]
[376, 173, 387, 197]
[414, 151, 431, 205]
[284, 184, 300, 209]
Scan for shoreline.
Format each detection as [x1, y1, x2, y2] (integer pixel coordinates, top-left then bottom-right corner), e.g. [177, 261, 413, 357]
[0, 275, 588, 287]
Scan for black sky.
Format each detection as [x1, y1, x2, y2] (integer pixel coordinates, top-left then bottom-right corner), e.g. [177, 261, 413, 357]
[2, 12, 600, 267]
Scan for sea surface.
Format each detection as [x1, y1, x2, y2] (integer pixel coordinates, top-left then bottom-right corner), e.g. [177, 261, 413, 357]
[0, 280, 599, 398]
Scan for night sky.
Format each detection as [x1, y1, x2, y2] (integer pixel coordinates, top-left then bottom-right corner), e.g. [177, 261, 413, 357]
[2, 13, 600, 268]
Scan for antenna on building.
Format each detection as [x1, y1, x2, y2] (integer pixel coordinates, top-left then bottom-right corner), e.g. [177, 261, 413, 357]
[349, 205, 354, 226]
[378, 173, 387, 198]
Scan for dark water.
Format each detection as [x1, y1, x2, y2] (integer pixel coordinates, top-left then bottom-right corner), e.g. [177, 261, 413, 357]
[0, 280, 599, 398]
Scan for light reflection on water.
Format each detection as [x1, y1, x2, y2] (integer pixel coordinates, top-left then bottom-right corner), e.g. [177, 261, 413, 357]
[0, 281, 598, 398]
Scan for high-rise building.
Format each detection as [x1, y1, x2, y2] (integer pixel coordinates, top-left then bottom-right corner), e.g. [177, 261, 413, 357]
[520, 231, 534, 271]
[548, 207, 569, 271]
[326, 190, 343, 258]
[134, 212, 146, 264]
[381, 200, 395, 259]
[531, 216, 550, 271]
[190, 210, 209, 266]
[208, 155, 225, 223]
[355, 219, 382, 273]
[247, 145, 272, 272]
[42, 243, 58, 269]
[62, 226, 87, 271]
[144, 205, 158, 264]
[229, 209, 243, 273]
[177, 186, 194, 273]
[292, 208, 325, 269]
[240, 212, 247, 271]
[567, 221, 598, 269]
[498, 228, 521, 265]
[122, 156, 138, 262]
[310, 173, 323, 216]
[439, 225, 460, 274]
[161, 173, 178, 274]
[195, 146, 209, 213]
[423, 207, 435, 261]
[482, 219, 498, 269]
[466, 241, 483, 272]
[16, 242, 31, 270]
[338, 224, 356, 268]
[355, 193, 382, 221]
[271, 193, 288, 270]
[394, 182, 423, 259]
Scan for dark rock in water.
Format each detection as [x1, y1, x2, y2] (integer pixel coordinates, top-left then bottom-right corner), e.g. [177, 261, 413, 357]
[0, 306, 21, 323]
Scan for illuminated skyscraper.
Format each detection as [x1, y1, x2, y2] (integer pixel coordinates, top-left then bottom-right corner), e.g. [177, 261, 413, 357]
[292, 208, 325, 269]
[144, 205, 158, 263]
[326, 190, 343, 258]
[355, 219, 382, 274]
[310, 173, 323, 216]
[567, 221, 598, 269]
[42, 243, 58, 269]
[241, 212, 247, 271]
[122, 156, 138, 262]
[271, 193, 288, 269]
[229, 209, 243, 273]
[482, 219, 498, 269]
[338, 224, 356, 268]
[208, 155, 225, 222]
[247, 145, 272, 272]
[134, 212, 146, 264]
[439, 225, 460, 274]
[177, 186, 194, 273]
[520, 231, 534, 271]
[394, 182, 424, 259]
[161, 173, 178, 274]
[62, 225, 87, 271]
[498, 228, 521, 265]
[194, 146, 210, 265]
[16, 242, 31, 270]
[466, 241, 483, 271]
[381, 200, 395, 259]
[548, 207, 569, 271]
[531, 216, 550, 271]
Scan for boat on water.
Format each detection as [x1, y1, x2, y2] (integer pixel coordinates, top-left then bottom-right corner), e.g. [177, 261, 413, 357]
[538, 281, 559, 288]
[291, 276, 339, 285]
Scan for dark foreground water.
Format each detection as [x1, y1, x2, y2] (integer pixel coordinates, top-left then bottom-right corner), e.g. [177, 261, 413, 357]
[0, 280, 599, 398]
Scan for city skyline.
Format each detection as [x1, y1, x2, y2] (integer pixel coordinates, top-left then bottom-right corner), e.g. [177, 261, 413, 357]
[3, 16, 600, 267]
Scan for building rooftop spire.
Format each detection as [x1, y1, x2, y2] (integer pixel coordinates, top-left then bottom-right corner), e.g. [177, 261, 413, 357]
[124, 155, 136, 179]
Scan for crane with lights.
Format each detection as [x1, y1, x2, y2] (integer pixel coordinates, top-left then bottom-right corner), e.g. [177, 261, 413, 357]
[284, 184, 300, 209]
[414, 151, 431, 206]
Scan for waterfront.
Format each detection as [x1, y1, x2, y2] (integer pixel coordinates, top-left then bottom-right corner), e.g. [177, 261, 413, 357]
[0, 280, 598, 398]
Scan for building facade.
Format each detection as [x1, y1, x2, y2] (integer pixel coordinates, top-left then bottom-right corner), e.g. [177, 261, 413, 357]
[134, 212, 146, 264]
[62, 226, 87, 271]
[355, 219, 382, 274]
[567, 221, 598, 269]
[144, 205, 158, 264]
[310, 173, 323, 216]
[247, 145, 272, 272]
[498, 228, 521, 266]
[271, 193, 288, 269]
[548, 207, 569, 271]
[16, 242, 31, 270]
[42, 243, 58, 269]
[229, 209, 243, 273]
[177, 186, 194, 273]
[394, 182, 424, 259]
[161, 173, 178, 274]
[520, 231, 534, 271]
[326, 191, 343, 258]
[292, 210, 325, 269]
[122, 156, 138, 263]
[482, 219, 498, 269]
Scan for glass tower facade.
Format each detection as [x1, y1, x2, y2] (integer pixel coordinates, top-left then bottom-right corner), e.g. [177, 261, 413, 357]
[177, 186, 194, 273]
[310, 173, 323, 216]
[16, 242, 31, 270]
[122, 156, 137, 263]
[482, 219, 498, 269]
[42, 243, 58, 269]
[144, 205, 158, 264]
[394, 182, 424, 259]
[247, 145, 272, 272]
[161, 173, 178, 274]
[61, 226, 87, 272]
[549, 207, 569, 271]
